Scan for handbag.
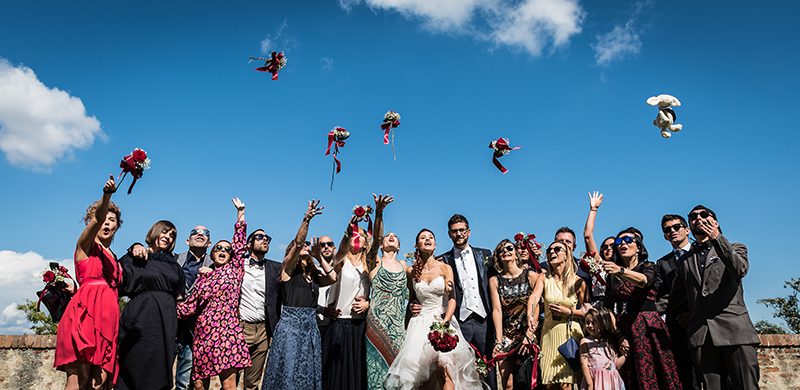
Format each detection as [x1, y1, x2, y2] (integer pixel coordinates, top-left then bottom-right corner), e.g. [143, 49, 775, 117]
[557, 312, 581, 371]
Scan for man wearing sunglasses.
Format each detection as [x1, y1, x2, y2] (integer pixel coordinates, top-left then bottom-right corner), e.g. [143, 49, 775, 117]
[313, 235, 339, 345]
[240, 229, 283, 390]
[173, 226, 214, 390]
[668, 206, 760, 390]
[654, 215, 699, 390]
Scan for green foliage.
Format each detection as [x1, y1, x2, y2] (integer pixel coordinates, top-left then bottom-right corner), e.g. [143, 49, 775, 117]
[757, 278, 800, 334]
[15, 299, 58, 335]
[754, 320, 788, 334]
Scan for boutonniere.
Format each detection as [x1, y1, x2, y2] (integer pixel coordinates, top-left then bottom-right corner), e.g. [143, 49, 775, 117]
[483, 255, 490, 265]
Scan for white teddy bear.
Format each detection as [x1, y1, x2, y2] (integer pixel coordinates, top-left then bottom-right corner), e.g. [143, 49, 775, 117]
[646, 94, 683, 138]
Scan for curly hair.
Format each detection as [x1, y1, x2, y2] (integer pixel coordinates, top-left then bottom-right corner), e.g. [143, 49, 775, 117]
[412, 228, 435, 283]
[83, 200, 123, 228]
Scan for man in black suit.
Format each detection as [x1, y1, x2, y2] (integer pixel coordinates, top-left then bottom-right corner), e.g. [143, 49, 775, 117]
[655, 214, 699, 390]
[669, 206, 760, 390]
[437, 214, 497, 389]
[239, 229, 282, 390]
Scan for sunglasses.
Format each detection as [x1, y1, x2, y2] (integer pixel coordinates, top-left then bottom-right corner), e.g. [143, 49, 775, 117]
[614, 236, 636, 245]
[689, 210, 711, 221]
[212, 244, 233, 254]
[662, 223, 684, 233]
[319, 242, 335, 248]
[190, 228, 210, 237]
[253, 233, 272, 244]
[546, 246, 565, 255]
[500, 245, 515, 253]
[304, 241, 312, 247]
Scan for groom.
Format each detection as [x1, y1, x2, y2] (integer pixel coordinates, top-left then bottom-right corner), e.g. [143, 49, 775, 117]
[439, 214, 496, 389]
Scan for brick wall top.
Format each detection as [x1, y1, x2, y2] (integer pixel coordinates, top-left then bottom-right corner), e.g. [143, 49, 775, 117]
[758, 333, 800, 347]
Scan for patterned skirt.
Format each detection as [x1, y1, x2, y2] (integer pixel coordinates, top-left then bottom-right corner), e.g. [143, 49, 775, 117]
[618, 311, 681, 390]
[262, 306, 322, 390]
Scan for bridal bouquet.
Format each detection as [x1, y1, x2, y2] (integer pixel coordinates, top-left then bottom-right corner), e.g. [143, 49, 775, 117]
[489, 138, 521, 174]
[254, 51, 287, 80]
[349, 204, 374, 251]
[118, 148, 151, 194]
[37, 262, 76, 320]
[381, 110, 401, 160]
[325, 127, 350, 190]
[352, 204, 373, 222]
[514, 231, 543, 272]
[428, 321, 459, 352]
[579, 252, 629, 292]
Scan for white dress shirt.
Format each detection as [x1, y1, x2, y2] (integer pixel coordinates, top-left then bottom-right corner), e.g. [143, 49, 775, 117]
[239, 256, 266, 323]
[454, 246, 487, 321]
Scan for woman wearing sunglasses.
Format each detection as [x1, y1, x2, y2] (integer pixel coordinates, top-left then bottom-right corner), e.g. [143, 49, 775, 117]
[602, 229, 680, 390]
[263, 200, 336, 390]
[489, 239, 542, 390]
[176, 198, 252, 390]
[533, 241, 588, 390]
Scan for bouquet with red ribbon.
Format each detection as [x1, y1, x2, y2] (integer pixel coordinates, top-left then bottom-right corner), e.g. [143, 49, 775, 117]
[381, 110, 401, 161]
[579, 252, 629, 292]
[325, 127, 349, 190]
[118, 148, 150, 194]
[428, 321, 459, 352]
[36, 262, 75, 313]
[252, 51, 287, 80]
[514, 232, 543, 272]
[489, 138, 521, 174]
[349, 205, 374, 252]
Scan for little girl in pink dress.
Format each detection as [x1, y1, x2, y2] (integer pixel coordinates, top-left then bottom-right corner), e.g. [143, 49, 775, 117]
[580, 307, 626, 390]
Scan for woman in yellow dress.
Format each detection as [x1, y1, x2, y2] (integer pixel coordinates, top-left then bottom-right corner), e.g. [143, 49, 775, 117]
[531, 241, 589, 389]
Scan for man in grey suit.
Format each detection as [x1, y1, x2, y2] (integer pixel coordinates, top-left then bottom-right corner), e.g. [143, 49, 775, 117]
[669, 205, 760, 390]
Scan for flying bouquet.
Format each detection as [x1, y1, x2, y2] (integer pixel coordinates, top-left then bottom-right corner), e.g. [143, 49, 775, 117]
[118, 148, 150, 194]
[579, 251, 629, 293]
[514, 232, 543, 272]
[349, 204, 374, 251]
[428, 321, 459, 352]
[36, 262, 75, 321]
[381, 110, 401, 161]
[250, 51, 287, 80]
[325, 127, 349, 190]
[489, 138, 521, 174]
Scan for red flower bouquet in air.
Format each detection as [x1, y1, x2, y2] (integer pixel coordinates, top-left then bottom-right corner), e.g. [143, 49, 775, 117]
[514, 232, 543, 272]
[118, 148, 150, 194]
[579, 251, 629, 292]
[381, 110, 401, 161]
[489, 138, 521, 174]
[325, 126, 349, 190]
[251, 51, 287, 80]
[428, 321, 459, 352]
[349, 204, 374, 251]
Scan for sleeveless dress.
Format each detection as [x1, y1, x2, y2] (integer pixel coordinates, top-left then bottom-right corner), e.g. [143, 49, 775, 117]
[384, 275, 486, 390]
[365, 262, 407, 390]
[496, 268, 537, 388]
[117, 251, 185, 390]
[262, 269, 322, 390]
[55, 242, 121, 382]
[540, 276, 584, 384]
[177, 221, 251, 380]
[579, 337, 625, 390]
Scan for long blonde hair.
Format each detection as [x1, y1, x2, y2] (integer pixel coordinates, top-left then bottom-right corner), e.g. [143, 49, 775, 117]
[348, 226, 372, 266]
[547, 241, 577, 297]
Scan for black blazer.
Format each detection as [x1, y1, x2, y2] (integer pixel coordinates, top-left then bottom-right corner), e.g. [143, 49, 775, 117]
[263, 259, 283, 338]
[437, 246, 494, 319]
[655, 251, 683, 316]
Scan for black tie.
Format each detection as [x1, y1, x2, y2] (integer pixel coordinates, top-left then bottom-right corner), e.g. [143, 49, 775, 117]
[250, 258, 266, 266]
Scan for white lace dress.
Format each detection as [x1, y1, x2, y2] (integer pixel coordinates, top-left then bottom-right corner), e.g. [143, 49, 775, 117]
[383, 276, 486, 390]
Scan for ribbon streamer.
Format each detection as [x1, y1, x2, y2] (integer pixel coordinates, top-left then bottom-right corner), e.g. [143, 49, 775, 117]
[468, 342, 540, 389]
[255, 51, 285, 80]
[490, 138, 521, 174]
[350, 215, 373, 252]
[520, 240, 542, 273]
[381, 120, 400, 160]
[326, 130, 346, 190]
[117, 155, 143, 194]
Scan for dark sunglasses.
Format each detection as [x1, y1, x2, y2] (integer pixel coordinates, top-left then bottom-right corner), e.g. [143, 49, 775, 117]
[662, 223, 684, 233]
[689, 210, 711, 221]
[546, 246, 565, 255]
[212, 244, 233, 254]
[500, 245, 515, 253]
[190, 228, 210, 237]
[304, 241, 312, 247]
[614, 236, 636, 245]
[319, 242, 335, 248]
[253, 233, 272, 244]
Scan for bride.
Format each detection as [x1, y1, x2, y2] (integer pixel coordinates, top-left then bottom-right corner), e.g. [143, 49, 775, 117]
[384, 229, 486, 390]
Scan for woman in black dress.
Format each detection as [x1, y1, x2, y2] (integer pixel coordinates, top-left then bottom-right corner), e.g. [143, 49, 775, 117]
[117, 220, 185, 390]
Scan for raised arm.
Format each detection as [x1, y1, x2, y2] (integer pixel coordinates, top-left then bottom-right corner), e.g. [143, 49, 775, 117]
[583, 191, 603, 255]
[231, 197, 248, 274]
[282, 200, 323, 278]
[76, 175, 117, 262]
[333, 215, 357, 274]
[366, 194, 393, 272]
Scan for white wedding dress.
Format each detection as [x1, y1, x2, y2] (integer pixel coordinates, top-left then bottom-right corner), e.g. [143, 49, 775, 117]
[383, 276, 487, 390]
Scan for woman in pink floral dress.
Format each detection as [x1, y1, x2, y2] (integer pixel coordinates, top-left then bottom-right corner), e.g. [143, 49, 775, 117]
[177, 198, 252, 390]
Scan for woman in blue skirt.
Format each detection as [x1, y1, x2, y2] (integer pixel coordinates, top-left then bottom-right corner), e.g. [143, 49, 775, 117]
[262, 200, 337, 390]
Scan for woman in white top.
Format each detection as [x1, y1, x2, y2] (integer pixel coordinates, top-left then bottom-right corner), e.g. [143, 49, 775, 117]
[321, 214, 372, 390]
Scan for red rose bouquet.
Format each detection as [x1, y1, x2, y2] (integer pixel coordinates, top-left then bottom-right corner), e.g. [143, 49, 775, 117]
[349, 204, 374, 251]
[579, 251, 629, 293]
[325, 126, 349, 190]
[118, 148, 150, 194]
[514, 231, 543, 272]
[489, 138, 521, 174]
[381, 110, 401, 161]
[37, 262, 75, 318]
[251, 51, 287, 80]
[428, 321, 459, 352]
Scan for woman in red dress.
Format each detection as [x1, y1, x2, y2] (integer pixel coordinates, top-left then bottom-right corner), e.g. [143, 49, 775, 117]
[55, 175, 123, 390]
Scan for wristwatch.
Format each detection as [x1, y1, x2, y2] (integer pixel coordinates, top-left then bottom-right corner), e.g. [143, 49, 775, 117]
[619, 267, 626, 275]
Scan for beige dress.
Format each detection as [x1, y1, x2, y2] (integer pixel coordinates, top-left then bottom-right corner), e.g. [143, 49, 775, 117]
[539, 276, 584, 384]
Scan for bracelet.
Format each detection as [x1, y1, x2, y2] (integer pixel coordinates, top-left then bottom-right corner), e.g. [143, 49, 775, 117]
[590, 208, 597, 212]
[103, 189, 115, 194]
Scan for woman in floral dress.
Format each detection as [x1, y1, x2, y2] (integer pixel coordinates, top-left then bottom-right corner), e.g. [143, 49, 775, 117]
[364, 194, 407, 389]
[177, 198, 251, 390]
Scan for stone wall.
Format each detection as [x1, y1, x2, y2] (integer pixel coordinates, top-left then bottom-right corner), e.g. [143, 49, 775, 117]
[0, 334, 798, 389]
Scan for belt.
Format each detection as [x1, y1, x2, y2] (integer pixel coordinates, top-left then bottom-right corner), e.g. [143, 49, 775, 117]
[623, 301, 656, 314]
[241, 319, 265, 324]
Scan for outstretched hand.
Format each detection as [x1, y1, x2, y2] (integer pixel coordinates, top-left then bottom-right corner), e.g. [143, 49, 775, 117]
[588, 191, 603, 210]
[305, 200, 323, 220]
[310, 236, 322, 259]
[232, 197, 245, 211]
[104, 174, 117, 194]
[373, 193, 394, 212]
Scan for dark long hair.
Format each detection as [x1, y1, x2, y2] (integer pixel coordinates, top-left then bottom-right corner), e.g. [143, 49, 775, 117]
[412, 229, 435, 283]
[586, 307, 620, 354]
[611, 227, 648, 265]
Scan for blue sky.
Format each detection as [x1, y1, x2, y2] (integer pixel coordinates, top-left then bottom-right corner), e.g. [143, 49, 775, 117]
[0, 0, 798, 334]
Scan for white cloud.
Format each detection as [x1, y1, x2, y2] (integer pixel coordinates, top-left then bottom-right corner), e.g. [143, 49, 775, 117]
[0, 59, 104, 171]
[591, 0, 652, 66]
[260, 19, 297, 54]
[0, 250, 72, 334]
[320, 57, 334, 70]
[336, 0, 585, 56]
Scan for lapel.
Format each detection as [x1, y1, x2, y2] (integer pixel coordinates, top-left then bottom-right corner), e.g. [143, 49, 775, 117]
[470, 245, 487, 288]
[442, 249, 461, 290]
[686, 247, 702, 287]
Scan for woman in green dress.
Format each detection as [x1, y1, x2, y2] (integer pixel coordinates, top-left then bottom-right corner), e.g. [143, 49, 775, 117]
[364, 194, 407, 389]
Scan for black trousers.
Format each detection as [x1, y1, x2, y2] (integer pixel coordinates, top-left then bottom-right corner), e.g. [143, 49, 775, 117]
[691, 334, 760, 390]
[459, 313, 497, 390]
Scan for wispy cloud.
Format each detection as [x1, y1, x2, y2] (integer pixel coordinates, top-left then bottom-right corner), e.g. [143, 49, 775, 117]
[320, 57, 334, 71]
[336, 0, 585, 56]
[0, 59, 104, 171]
[260, 19, 298, 54]
[591, 0, 652, 66]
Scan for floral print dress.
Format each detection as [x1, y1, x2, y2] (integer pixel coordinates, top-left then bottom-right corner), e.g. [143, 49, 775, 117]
[177, 221, 251, 380]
